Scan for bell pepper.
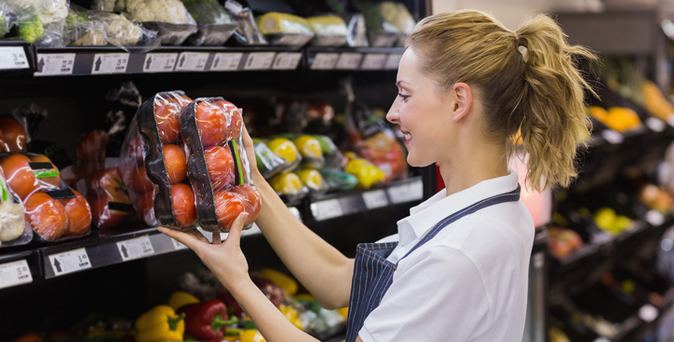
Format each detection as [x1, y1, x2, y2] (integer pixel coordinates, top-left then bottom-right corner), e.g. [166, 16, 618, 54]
[259, 268, 298, 296]
[179, 299, 238, 342]
[168, 291, 200, 311]
[240, 329, 266, 342]
[135, 305, 184, 342]
[279, 305, 304, 330]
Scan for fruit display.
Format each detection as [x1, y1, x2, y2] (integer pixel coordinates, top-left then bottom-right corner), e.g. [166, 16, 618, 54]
[294, 135, 325, 169]
[256, 12, 314, 47]
[306, 15, 348, 47]
[642, 80, 674, 121]
[639, 184, 674, 213]
[270, 172, 309, 202]
[587, 106, 641, 132]
[181, 0, 237, 46]
[0, 169, 30, 245]
[593, 207, 633, 236]
[344, 152, 386, 189]
[0, 116, 28, 153]
[120, 92, 260, 232]
[297, 168, 328, 193]
[266, 137, 301, 172]
[548, 227, 584, 259]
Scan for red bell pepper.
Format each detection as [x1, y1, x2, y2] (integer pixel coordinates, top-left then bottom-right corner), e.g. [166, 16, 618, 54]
[179, 299, 236, 342]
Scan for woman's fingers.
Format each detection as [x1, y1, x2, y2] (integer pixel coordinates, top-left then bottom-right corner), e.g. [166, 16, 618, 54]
[226, 213, 248, 248]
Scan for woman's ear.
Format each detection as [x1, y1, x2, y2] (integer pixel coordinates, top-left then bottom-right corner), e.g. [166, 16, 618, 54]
[451, 82, 473, 121]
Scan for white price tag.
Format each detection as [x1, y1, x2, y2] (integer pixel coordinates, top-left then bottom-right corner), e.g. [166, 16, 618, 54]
[272, 52, 302, 70]
[363, 190, 389, 209]
[601, 130, 624, 144]
[117, 235, 155, 262]
[210, 53, 243, 71]
[34, 53, 75, 76]
[336, 53, 363, 70]
[243, 52, 276, 70]
[48, 248, 91, 276]
[311, 199, 343, 221]
[360, 54, 387, 70]
[0, 46, 29, 70]
[388, 179, 423, 204]
[385, 53, 402, 70]
[91, 53, 129, 74]
[311, 53, 339, 70]
[646, 117, 666, 132]
[646, 210, 665, 226]
[143, 53, 177, 73]
[288, 207, 302, 221]
[0, 260, 32, 289]
[175, 52, 209, 71]
[171, 238, 188, 251]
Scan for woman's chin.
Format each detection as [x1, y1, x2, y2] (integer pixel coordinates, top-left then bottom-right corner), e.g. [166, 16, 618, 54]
[406, 154, 434, 168]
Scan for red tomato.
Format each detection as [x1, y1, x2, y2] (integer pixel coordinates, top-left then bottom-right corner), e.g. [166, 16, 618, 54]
[154, 94, 191, 143]
[212, 100, 243, 141]
[232, 184, 261, 225]
[24, 192, 67, 241]
[64, 190, 92, 235]
[195, 101, 227, 147]
[204, 145, 235, 191]
[0, 154, 38, 200]
[163, 144, 187, 184]
[30, 154, 62, 188]
[0, 117, 27, 152]
[171, 183, 196, 228]
[214, 191, 245, 230]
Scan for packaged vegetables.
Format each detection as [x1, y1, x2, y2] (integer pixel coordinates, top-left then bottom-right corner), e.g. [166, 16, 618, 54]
[122, 0, 198, 45]
[225, 0, 267, 45]
[307, 15, 348, 47]
[0, 115, 29, 153]
[256, 12, 314, 47]
[357, 1, 416, 47]
[0, 169, 31, 245]
[182, 0, 238, 46]
[66, 8, 156, 48]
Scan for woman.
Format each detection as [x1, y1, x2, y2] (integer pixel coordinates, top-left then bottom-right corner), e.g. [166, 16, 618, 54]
[161, 10, 594, 341]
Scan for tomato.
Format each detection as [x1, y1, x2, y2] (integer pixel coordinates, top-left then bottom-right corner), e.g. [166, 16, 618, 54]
[213, 100, 243, 141]
[30, 154, 62, 188]
[163, 144, 187, 184]
[232, 184, 261, 225]
[0, 117, 27, 152]
[24, 192, 67, 241]
[195, 101, 227, 147]
[171, 183, 196, 228]
[154, 94, 191, 143]
[0, 154, 38, 200]
[204, 145, 235, 191]
[214, 191, 245, 230]
[64, 190, 92, 235]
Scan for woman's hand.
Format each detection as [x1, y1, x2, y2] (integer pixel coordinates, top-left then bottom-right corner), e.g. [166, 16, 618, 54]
[159, 213, 250, 289]
[241, 125, 262, 181]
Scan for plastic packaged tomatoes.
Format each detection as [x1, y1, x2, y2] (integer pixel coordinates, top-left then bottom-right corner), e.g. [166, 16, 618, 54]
[120, 92, 260, 232]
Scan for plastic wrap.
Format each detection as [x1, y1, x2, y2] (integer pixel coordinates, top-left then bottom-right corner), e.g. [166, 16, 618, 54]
[0, 3, 17, 37]
[344, 152, 385, 189]
[297, 168, 327, 194]
[266, 137, 301, 173]
[182, 0, 237, 45]
[123, 0, 198, 45]
[256, 12, 314, 47]
[346, 13, 368, 47]
[0, 153, 92, 241]
[271, 172, 308, 202]
[225, 0, 266, 45]
[0, 168, 32, 247]
[0, 115, 29, 153]
[357, 1, 415, 47]
[254, 139, 285, 179]
[320, 169, 357, 191]
[294, 135, 324, 168]
[307, 15, 347, 47]
[6, 0, 70, 46]
[313, 135, 344, 170]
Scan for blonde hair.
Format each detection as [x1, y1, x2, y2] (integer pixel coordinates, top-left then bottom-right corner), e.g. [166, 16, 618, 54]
[408, 10, 596, 191]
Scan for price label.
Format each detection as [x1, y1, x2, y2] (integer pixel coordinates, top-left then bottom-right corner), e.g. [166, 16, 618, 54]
[360, 54, 387, 70]
[385, 53, 402, 70]
[210, 52, 243, 71]
[646, 117, 666, 132]
[48, 248, 91, 276]
[91, 53, 129, 74]
[171, 238, 188, 251]
[34, 53, 75, 76]
[311, 53, 339, 70]
[601, 130, 624, 144]
[243, 52, 276, 70]
[311, 199, 343, 221]
[363, 190, 389, 209]
[143, 53, 177, 73]
[288, 207, 302, 221]
[0, 260, 32, 289]
[388, 179, 423, 204]
[646, 210, 665, 226]
[0, 46, 29, 70]
[272, 52, 302, 70]
[175, 52, 209, 71]
[116, 235, 155, 262]
[336, 53, 363, 70]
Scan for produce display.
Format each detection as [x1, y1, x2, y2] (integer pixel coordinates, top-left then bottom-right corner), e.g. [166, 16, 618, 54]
[587, 106, 642, 132]
[0, 116, 28, 153]
[548, 227, 584, 259]
[307, 15, 348, 46]
[182, 0, 237, 46]
[0, 169, 31, 245]
[256, 12, 314, 47]
[356, 1, 416, 47]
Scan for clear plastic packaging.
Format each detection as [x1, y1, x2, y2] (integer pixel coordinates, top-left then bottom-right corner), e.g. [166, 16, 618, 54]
[123, 0, 198, 45]
[0, 115, 29, 153]
[297, 168, 328, 194]
[307, 15, 348, 47]
[346, 13, 368, 47]
[266, 137, 302, 173]
[254, 139, 286, 179]
[357, 1, 415, 47]
[6, 0, 70, 46]
[0, 3, 17, 38]
[183, 0, 238, 46]
[256, 12, 314, 47]
[66, 8, 159, 49]
[293, 135, 324, 169]
[225, 0, 267, 45]
[0, 168, 32, 247]
[271, 172, 308, 202]
[0, 153, 92, 241]
[320, 169, 357, 191]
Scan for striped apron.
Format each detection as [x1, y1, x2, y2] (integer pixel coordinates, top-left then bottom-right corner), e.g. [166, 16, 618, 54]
[345, 186, 521, 341]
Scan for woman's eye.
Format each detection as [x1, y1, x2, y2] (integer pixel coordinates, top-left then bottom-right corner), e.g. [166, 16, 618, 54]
[398, 93, 410, 102]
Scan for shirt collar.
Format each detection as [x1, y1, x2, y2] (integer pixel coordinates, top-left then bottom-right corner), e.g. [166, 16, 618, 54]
[396, 172, 520, 245]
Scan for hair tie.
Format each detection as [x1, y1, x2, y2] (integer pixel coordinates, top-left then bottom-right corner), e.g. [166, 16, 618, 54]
[517, 45, 529, 63]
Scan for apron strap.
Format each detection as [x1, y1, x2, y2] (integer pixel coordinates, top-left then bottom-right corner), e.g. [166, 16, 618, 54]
[400, 185, 521, 261]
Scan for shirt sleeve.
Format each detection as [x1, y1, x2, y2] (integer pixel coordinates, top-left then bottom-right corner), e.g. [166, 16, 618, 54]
[359, 246, 491, 342]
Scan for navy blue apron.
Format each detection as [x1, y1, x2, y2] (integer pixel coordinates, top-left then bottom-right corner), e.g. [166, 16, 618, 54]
[345, 186, 521, 342]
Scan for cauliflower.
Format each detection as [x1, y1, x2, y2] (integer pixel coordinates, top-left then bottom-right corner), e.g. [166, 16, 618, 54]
[19, 15, 44, 43]
[100, 13, 142, 46]
[8, 0, 68, 24]
[126, 0, 195, 24]
[0, 196, 26, 242]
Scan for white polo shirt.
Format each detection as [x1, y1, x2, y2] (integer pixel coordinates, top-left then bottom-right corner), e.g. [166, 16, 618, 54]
[359, 173, 535, 342]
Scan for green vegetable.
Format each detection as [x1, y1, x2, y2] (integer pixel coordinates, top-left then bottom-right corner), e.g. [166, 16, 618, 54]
[19, 15, 44, 43]
[0, 16, 7, 37]
[181, 0, 231, 25]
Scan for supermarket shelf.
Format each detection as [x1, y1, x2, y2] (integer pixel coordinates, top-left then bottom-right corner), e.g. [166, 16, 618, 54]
[29, 45, 403, 76]
[0, 40, 34, 73]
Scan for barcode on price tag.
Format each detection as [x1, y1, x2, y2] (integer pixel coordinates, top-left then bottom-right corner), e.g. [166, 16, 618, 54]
[311, 199, 343, 221]
[0, 260, 32, 289]
[243, 52, 276, 70]
[143, 53, 177, 73]
[117, 235, 155, 262]
[171, 238, 188, 251]
[388, 179, 423, 204]
[272, 52, 302, 70]
[210, 52, 243, 71]
[385, 53, 402, 70]
[336, 53, 363, 70]
[601, 130, 624, 144]
[48, 248, 91, 276]
[0, 46, 29, 70]
[289, 207, 302, 221]
[361, 54, 387, 70]
[647, 117, 666, 132]
[175, 52, 209, 71]
[363, 190, 389, 209]
[91, 53, 129, 74]
[34, 53, 75, 76]
[311, 53, 339, 70]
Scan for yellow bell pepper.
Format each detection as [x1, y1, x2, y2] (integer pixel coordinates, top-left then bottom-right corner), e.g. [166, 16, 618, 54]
[240, 329, 266, 342]
[168, 291, 199, 311]
[259, 268, 298, 296]
[279, 305, 304, 330]
[135, 305, 185, 342]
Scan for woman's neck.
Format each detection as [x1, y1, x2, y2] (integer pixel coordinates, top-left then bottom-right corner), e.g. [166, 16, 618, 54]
[439, 143, 509, 196]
